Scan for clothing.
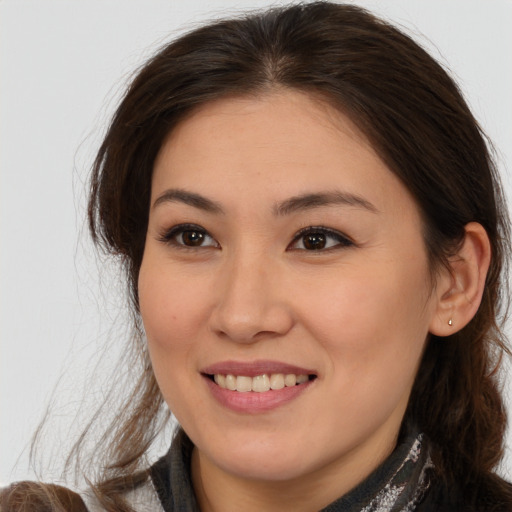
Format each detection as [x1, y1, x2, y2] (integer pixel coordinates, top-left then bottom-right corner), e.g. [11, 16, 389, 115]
[4, 426, 509, 511]
[82, 426, 436, 512]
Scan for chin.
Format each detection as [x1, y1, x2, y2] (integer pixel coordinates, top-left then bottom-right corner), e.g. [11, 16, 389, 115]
[206, 437, 316, 482]
[222, 457, 311, 482]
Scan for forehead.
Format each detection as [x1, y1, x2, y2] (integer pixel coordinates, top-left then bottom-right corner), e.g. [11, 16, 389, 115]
[151, 90, 416, 217]
[156, 90, 369, 169]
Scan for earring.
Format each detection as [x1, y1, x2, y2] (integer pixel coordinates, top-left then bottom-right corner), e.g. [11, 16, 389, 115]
[448, 318, 453, 326]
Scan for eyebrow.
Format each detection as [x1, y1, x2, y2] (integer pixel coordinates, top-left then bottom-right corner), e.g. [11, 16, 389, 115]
[153, 189, 224, 214]
[152, 188, 378, 216]
[273, 191, 379, 216]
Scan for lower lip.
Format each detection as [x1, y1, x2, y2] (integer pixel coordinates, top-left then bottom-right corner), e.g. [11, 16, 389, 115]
[203, 375, 314, 413]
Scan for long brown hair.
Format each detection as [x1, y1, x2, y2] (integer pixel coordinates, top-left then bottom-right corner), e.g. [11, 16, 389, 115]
[3, 2, 510, 510]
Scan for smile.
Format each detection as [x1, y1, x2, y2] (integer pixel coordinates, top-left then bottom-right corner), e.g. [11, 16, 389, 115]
[201, 361, 317, 413]
[212, 373, 311, 392]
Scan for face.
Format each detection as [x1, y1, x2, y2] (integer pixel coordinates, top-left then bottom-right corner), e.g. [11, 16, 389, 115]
[138, 91, 442, 486]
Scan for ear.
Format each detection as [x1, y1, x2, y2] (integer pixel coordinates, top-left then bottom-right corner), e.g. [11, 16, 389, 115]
[429, 222, 491, 337]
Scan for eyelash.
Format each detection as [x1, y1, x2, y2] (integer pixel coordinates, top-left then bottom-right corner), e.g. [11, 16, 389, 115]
[287, 226, 354, 252]
[158, 223, 219, 249]
[157, 224, 354, 252]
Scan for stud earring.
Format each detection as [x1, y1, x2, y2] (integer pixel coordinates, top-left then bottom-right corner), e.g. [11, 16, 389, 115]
[448, 318, 453, 326]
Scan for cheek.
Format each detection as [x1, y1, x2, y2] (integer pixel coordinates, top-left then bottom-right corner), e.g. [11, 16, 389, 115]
[298, 271, 430, 437]
[138, 262, 210, 424]
[138, 259, 208, 348]
[295, 259, 432, 379]
[137, 257, 210, 406]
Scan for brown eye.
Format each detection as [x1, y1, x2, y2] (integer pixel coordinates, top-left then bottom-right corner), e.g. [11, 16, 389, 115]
[181, 230, 206, 246]
[159, 224, 219, 249]
[302, 233, 326, 250]
[288, 227, 353, 251]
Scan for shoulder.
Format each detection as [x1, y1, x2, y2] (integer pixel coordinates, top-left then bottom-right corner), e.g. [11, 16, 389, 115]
[1, 476, 166, 512]
[0, 481, 88, 512]
[80, 477, 164, 512]
[418, 474, 512, 512]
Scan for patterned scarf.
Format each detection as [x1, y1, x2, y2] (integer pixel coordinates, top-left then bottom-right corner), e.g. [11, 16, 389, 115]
[322, 430, 434, 511]
[121, 425, 435, 512]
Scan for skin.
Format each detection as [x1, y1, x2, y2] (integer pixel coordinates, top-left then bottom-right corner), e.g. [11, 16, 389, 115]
[138, 90, 487, 512]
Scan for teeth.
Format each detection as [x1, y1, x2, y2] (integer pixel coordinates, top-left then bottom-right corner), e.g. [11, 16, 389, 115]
[252, 374, 270, 392]
[213, 373, 311, 392]
[270, 373, 285, 390]
[284, 374, 296, 387]
[296, 374, 308, 384]
[236, 375, 252, 392]
[225, 374, 236, 391]
[214, 374, 225, 388]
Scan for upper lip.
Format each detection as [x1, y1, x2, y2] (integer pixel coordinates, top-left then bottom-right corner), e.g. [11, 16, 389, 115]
[201, 360, 317, 378]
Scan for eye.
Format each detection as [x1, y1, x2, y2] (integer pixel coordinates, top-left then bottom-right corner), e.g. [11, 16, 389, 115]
[288, 226, 353, 251]
[158, 223, 219, 249]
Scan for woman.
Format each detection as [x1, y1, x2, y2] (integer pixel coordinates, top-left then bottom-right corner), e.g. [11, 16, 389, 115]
[2, 2, 511, 511]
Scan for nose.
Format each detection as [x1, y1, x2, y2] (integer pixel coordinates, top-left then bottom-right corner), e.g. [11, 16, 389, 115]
[209, 251, 294, 343]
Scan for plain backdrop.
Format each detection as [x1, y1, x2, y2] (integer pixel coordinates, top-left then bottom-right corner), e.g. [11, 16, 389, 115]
[1, 0, 512, 485]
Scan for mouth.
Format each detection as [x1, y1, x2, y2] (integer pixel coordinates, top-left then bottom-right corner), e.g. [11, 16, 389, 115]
[204, 372, 317, 392]
[201, 361, 317, 412]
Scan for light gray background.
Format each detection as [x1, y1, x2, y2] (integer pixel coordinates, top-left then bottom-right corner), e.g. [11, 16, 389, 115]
[1, 0, 512, 485]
